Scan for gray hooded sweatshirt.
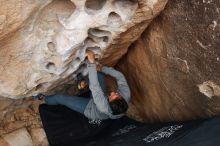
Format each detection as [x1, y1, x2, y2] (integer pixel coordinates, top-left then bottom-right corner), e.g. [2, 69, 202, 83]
[84, 63, 131, 120]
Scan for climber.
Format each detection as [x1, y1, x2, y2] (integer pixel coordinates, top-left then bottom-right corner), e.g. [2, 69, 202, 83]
[34, 50, 131, 120]
[66, 72, 90, 97]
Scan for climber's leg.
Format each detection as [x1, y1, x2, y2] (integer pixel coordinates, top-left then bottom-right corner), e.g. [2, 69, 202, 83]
[45, 94, 90, 114]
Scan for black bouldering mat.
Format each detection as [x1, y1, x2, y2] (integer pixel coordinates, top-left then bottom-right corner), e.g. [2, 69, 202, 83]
[39, 104, 220, 146]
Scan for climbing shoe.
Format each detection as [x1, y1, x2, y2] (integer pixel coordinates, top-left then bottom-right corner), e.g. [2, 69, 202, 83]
[32, 93, 44, 100]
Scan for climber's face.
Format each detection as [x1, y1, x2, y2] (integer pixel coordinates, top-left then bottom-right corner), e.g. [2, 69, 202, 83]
[80, 80, 88, 89]
[108, 91, 121, 102]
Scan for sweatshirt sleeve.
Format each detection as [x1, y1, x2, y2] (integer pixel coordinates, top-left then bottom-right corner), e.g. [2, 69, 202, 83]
[87, 63, 111, 114]
[101, 66, 131, 103]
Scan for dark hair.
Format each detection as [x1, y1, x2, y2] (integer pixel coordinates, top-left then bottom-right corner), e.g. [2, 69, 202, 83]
[109, 97, 128, 115]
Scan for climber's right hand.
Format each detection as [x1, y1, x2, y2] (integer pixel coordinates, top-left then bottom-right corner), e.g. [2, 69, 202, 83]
[86, 50, 95, 64]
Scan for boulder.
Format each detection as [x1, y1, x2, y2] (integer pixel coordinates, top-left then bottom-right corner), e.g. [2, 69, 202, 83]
[0, 0, 167, 99]
[0, 98, 13, 111]
[117, 0, 220, 122]
[30, 128, 49, 146]
[3, 128, 33, 146]
[0, 137, 9, 146]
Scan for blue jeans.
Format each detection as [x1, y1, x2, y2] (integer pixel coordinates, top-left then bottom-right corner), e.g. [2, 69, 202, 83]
[45, 73, 107, 114]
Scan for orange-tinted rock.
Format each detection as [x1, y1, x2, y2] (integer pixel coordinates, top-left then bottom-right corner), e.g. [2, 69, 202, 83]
[30, 100, 44, 114]
[14, 108, 35, 121]
[0, 137, 9, 146]
[0, 98, 13, 111]
[3, 113, 15, 124]
[0, 111, 6, 122]
[4, 121, 26, 133]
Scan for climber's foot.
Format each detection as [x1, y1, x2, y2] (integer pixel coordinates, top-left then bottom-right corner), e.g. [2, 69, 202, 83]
[32, 94, 44, 100]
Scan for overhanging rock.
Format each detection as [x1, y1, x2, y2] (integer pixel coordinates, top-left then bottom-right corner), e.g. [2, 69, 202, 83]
[0, 0, 167, 99]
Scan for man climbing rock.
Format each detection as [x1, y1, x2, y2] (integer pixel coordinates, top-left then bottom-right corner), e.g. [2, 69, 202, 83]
[36, 50, 131, 120]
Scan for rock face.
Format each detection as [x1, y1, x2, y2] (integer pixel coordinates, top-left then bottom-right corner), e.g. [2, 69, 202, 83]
[0, 0, 219, 144]
[0, 97, 47, 146]
[0, 0, 167, 99]
[3, 128, 33, 146]
[116, 0, 220, 122]
[30, 128, 49, 146]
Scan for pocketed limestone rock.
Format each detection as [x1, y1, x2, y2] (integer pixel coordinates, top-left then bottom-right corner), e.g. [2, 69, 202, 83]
[0, 0, 168, 99]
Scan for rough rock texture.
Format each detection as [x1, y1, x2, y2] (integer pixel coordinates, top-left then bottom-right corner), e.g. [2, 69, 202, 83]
[0, 0, 52, 40]
[30, 128, 49, 146]
[0, 0, 219, 144]
[3, 128, 33, 146]
[0, 97, 48, 146]
[116, 0, 220, 122]
[0, 137, 9, 146]
[0, 0, 167, 99]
